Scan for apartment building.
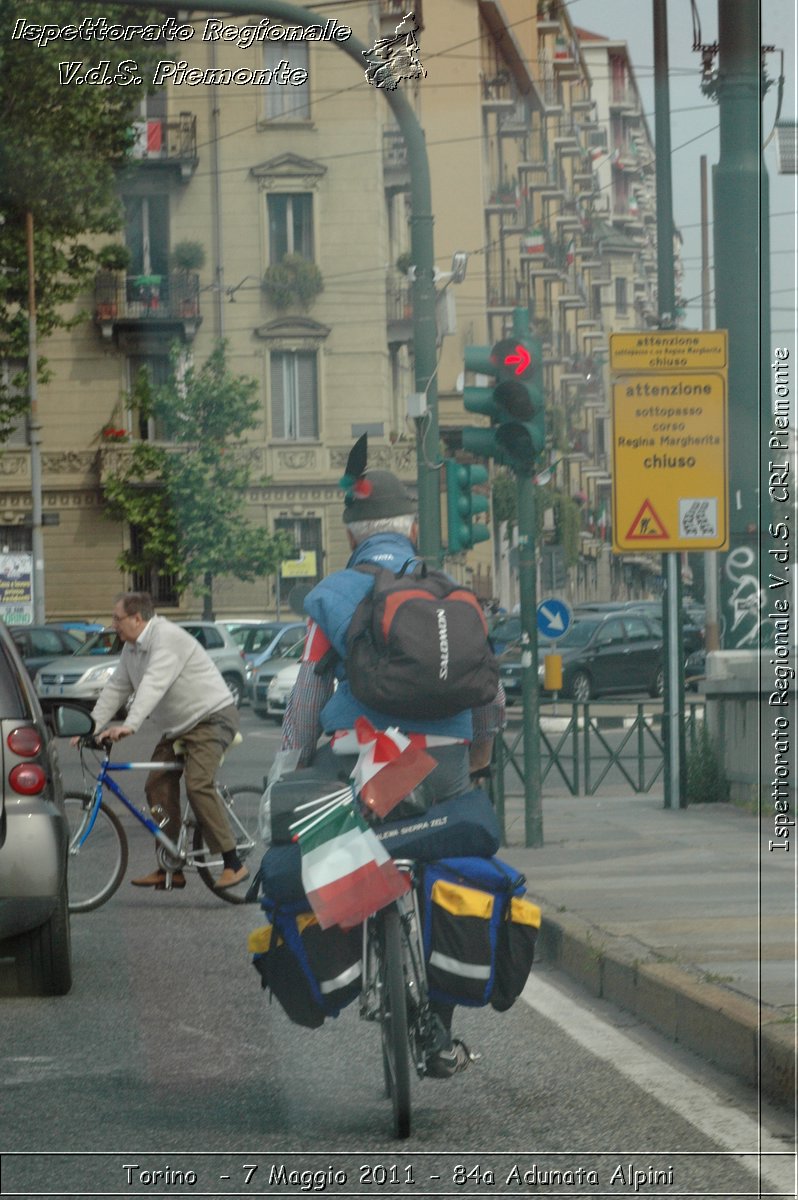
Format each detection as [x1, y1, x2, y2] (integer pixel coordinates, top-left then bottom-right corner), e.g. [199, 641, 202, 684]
[1, 0, 670, 620]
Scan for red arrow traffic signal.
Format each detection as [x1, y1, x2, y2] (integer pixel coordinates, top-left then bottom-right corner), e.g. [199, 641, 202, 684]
[503, 344, 531, 376]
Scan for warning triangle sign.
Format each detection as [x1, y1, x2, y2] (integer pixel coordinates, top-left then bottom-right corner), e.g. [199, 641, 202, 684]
[625, 499, 669, 540]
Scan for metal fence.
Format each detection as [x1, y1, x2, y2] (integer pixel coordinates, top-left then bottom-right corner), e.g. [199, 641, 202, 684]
[493, 699, 706, 810]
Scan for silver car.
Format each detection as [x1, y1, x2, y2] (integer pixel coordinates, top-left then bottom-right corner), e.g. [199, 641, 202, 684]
[0, 622, 93, 995]
[34, 620, 247, 709]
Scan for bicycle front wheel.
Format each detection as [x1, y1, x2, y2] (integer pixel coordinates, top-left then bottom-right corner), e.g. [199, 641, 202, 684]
[193, 785, 262, 905]
[380, 904, 411, 1139]
[64, 793, 128, 913]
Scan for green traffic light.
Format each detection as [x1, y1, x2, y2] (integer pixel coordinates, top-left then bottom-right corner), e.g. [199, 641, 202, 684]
[445, 459, 491, 553]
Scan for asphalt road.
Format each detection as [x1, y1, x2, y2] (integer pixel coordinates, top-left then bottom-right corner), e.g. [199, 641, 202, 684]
[1, 710, 792, 1198]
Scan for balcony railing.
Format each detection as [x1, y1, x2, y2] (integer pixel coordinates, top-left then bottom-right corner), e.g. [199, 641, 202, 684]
[130, 115, 198, 179]
[94, 272, 201, 334]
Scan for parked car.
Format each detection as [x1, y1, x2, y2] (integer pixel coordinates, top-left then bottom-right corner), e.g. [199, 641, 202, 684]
[488, 613, 521, 653]
[251, 637, 304, 717]
[0, 621, 93, 995]
[243, 622, 306, 701]
[47, 621, 105, 643]
[8, 625, 82, 677]
[264, 661, 302, 722]
[33, 620, 247, 710]
[575, 600, 704, 657]
[499, 611, 664, 703]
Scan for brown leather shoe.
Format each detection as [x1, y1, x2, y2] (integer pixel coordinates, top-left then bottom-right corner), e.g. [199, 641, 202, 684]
[214, 865, 249, 891]
[131, 868, 186, 889]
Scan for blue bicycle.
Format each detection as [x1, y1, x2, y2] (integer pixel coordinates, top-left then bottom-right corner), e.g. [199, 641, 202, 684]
[65, 736, 262, 911]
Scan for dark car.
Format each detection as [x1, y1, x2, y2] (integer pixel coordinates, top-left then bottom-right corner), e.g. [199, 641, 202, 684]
[575, 600, 704, 657]
[8, 625, 82, 677]
[499, 611, 664, 703]
[488, 613, 521, 653]
[0, 621, 92, 995]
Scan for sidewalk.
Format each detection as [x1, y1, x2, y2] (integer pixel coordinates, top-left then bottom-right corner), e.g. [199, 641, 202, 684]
[498, 787, 795, 1108]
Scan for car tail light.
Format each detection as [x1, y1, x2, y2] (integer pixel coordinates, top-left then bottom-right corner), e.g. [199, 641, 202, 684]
[7, 726, 43, 757]
[9, 763, 47, 795]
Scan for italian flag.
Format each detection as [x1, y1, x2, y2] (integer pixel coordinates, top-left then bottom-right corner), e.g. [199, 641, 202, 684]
[352, 717, 437, 818]
[297, 800, 410, 930]
[522, 226, 546, 255]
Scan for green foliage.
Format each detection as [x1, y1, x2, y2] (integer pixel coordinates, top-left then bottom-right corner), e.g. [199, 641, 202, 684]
[0, 0, 156, 436]
[262, 254, 324, 310]
[97, 243, 132, 271]
[103, 344, 294, 605]
[171, 240, 206, 273]
[686, 719, 728, 804]
[552, 492, 581, 566]
[491, 471, 517, 528]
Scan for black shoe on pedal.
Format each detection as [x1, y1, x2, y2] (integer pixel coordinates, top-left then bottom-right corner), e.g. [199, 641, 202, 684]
[426, 1038, 474, 1079]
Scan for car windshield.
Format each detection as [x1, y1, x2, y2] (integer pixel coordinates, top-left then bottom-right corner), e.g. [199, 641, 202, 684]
[550, 619, 600, 648]
[73, 630, 122, 656]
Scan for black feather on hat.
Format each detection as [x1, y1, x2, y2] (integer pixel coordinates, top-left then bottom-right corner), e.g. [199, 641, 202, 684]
[339, 434, 415, 523]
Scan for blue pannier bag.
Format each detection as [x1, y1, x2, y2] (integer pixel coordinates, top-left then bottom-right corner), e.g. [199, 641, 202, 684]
[248, 896, 362, 1029]
[420, 856, 542, 1011]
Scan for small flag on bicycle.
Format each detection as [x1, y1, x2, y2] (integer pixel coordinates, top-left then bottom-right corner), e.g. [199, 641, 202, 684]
[296, 799, 409, 930]
[352, 718, 436, 818]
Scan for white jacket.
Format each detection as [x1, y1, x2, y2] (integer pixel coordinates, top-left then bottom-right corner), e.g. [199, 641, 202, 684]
[90, 616, 233, 738]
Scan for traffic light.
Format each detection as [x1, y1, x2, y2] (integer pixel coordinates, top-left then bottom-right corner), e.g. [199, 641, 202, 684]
[445, 460, 490, 553]
[461, 309, 546, 473]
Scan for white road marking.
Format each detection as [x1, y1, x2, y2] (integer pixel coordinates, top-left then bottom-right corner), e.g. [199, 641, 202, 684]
[522, 975, 795, 1195]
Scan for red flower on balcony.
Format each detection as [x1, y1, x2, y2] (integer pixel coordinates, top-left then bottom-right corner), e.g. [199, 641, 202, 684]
[101, 426, 128, 442]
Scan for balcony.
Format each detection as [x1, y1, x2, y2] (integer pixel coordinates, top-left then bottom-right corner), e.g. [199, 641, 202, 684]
[130, 115, 198, 181]
[379, 0, 422, 31]
[480, 73, 516, 112]
[385, 271, 413, 345]
[609, 84, 641, 114]
[497, 100, 530, 137]
[94, 271, 202, 342]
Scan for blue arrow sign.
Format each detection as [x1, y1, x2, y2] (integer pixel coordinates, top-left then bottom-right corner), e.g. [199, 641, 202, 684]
[536, 597, 572, 641]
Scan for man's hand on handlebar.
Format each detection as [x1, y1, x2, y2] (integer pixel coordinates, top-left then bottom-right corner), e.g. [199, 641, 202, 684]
[70, 724, 133, 748]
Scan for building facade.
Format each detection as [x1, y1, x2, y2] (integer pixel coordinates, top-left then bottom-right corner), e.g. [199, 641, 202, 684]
[1, 0, 674, 621]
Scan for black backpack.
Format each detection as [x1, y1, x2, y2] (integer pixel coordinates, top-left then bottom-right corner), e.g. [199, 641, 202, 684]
[342, 561, 499, 720]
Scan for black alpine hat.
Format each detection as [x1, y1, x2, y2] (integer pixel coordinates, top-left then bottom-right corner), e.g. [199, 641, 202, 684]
[339, 434, 415, 523]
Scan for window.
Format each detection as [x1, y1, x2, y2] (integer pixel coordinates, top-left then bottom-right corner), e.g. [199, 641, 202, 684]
[623, 617, 651, 643]
[268, 193, 314, 263]
[128, 355, 173, 441]
[615, 277, 628, 315]
[270, 351, 318, 440]
[275, 517, 322, 586]
[130, 525, 179, 607]
[124, 194, 170, 276]
[263, 43, 310, 121]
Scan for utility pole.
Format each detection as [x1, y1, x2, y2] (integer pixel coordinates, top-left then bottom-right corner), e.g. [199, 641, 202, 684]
[653, 0, 686, 808]
[713, 0, 771, 644]
[700, 156, 720, 653]
[26, 213, 45, 623]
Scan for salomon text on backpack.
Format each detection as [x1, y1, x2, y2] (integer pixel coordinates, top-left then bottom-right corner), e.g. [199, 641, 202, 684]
[345, 561, 499, 720]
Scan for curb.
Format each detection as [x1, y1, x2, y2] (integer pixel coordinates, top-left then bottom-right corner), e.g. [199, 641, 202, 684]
[534, 909, 795, 1108]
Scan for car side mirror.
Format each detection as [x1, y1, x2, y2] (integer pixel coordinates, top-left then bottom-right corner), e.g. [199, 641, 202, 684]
[47, 704, 95, 738]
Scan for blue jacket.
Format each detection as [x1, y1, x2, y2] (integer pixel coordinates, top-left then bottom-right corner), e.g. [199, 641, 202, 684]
[304, 532, 473, 740]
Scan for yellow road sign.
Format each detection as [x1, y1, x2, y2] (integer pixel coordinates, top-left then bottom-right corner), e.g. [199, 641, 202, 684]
[610, 330, 728, 372]
[611, 372, 729, 552]
[281, 550, 318, 578]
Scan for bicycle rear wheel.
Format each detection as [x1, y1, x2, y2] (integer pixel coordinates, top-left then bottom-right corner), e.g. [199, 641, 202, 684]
[379, 904, 411, 1139]
[193, 785, 262, 904]
[64, 793, 128, 913]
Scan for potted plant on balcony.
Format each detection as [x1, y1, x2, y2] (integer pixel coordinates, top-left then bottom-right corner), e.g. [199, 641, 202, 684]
[171, 240, 205, 317]
[261, 254, 324, 311]
[95, 243, 131, 320]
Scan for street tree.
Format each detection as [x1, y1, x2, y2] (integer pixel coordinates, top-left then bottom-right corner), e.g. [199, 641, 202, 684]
[0, 1, 153, 436]
[103, 344, 295, 617]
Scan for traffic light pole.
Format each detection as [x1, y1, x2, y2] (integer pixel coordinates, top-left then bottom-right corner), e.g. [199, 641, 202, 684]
[109, 0, 443, 562]
[516, 472, 543, 848]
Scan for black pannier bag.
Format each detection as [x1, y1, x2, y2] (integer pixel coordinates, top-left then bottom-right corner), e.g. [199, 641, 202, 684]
[249, 897, 362, 1028]
[419, 856, 541, 1011]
